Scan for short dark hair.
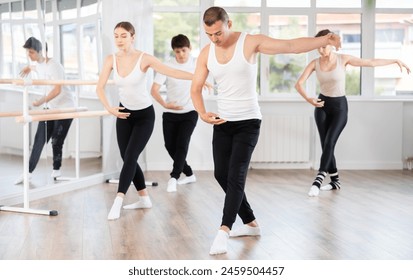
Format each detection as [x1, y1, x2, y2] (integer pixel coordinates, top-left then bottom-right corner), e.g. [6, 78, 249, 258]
[203, 6, 229, 26]
[315, 29, 332, 38]
[171, 34, 191, 50]
[23, 37, 42, 52]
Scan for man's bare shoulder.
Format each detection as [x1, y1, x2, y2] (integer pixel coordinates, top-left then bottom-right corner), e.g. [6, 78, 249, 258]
[198, 44, 211, 62]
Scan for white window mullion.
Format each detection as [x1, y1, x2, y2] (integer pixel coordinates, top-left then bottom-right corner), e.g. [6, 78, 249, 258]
[306, 1, 317, 99]
[260, 0, 269, 96]
[361, 0, 375, 98]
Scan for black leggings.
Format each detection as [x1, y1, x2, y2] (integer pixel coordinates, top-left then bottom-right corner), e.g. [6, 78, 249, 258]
[212, 119, 261, 229]
[116, 104, 155, 194]
[29, 118, 73, 172]
[314, 94, 348, 173]
[162, 111, 198, 179]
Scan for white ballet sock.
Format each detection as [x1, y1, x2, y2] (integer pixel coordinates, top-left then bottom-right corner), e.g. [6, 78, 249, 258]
[209, 230, 229, 255]
[229, 225, 261, 237]
[308, 185, 320, 197]
[167, 178, 177, 192]
[320, 184, 333, 191]
[177, 174, 196, 185]
[108, 196, 123, 220]
[320, 172, 341, 191]
[122, 196, 152, 209]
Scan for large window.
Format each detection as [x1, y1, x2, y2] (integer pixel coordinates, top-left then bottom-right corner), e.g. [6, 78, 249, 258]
[268, 15, 308, 94]
[2, 1, 413, 99]
[153, 12, 200, 60]
[152, 0, 413, 98]
[153, 0, 199, 7]
[374, 13, 413, 96]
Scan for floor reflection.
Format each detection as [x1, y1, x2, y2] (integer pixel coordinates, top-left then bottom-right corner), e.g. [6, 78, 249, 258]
[0, 154, 102, 198]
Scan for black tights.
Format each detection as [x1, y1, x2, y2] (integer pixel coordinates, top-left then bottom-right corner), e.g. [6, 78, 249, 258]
[116, 105, 155, 194]
[314, 94, 348, 173]
[29, 119, 73, 172]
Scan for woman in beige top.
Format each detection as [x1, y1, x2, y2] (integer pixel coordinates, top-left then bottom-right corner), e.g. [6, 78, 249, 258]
[295, 29, 410, 197]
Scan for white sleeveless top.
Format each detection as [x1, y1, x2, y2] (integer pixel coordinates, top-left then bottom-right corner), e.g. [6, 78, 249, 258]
[315, 54, 346, 97]
[207, 32, 262, 121]
[113, 52, 152, 110]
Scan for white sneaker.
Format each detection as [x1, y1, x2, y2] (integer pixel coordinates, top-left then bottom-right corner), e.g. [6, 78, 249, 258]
[14, 173, 32, 185]
[167, 178, 177, 192]
[177, 174, 196, 185]
[51, 169, 61, 178]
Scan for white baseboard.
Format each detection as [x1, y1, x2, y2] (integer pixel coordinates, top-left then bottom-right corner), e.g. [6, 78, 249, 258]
[313, 160, 404, 170]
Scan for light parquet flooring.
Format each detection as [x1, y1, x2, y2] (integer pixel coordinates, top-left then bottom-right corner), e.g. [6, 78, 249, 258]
[0, 169, 412, 260]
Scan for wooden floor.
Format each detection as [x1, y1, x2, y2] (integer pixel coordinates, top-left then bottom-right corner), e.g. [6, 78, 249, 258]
[0, 169, 412, 260]
[0, 154, 102, 198]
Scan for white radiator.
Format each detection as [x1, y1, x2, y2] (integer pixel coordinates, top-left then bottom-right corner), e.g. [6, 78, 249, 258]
[251, 115, 311, 163]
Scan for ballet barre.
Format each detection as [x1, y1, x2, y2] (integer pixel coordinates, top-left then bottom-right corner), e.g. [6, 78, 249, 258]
[15, 110, 110, 123]
[0, 106, 88, 118]
[0, 79, 111, 216]
[9, 79, 112, 86]
[0, 78, 159, 216]
[0, 78, 15, 84]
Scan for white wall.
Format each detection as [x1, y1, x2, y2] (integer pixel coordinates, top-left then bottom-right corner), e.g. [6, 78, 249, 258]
[402, 102, 413, 165]
[332, 100, 404, 170]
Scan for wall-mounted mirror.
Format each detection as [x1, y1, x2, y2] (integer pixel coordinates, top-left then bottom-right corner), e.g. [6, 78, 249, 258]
[0, 0, 104, 203]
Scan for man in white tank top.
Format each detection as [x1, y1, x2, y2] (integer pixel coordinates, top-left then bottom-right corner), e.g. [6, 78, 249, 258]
[191, 6, 341, 255]
[15, 37, 74, 184]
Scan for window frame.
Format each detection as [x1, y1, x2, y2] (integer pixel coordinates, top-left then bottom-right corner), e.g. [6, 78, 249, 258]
[153, 0, 413, 100]
[0, 0, 102, 98]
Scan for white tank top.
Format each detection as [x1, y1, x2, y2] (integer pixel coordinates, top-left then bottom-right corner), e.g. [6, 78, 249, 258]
[315, 54, 346, 97]
[113, 52, 152, 110]
[207, 32, 262, 121]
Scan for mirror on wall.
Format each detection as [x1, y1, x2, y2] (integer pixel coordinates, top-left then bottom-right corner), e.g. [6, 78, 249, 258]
[0, 0, 103, 202]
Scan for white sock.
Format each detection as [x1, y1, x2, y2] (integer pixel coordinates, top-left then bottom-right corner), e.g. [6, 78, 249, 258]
[308, 185, 320, 197]
[209, 230, 229, 255]
[320, 184, 333, 191]
[167, 178, 177, 192]
[14, 173, 32, 185]
[123, 196, 152, 209]
[229, 225, 261, 237]
[177, 174, 196, 185]
[321, 180, 341, 191]
[108, 196, 123, 220]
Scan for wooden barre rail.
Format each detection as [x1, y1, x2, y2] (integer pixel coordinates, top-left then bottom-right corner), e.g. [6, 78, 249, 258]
[0, 107, 88, 118]
[0, 79, 14, 84]
[15, 110, 110, 123]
